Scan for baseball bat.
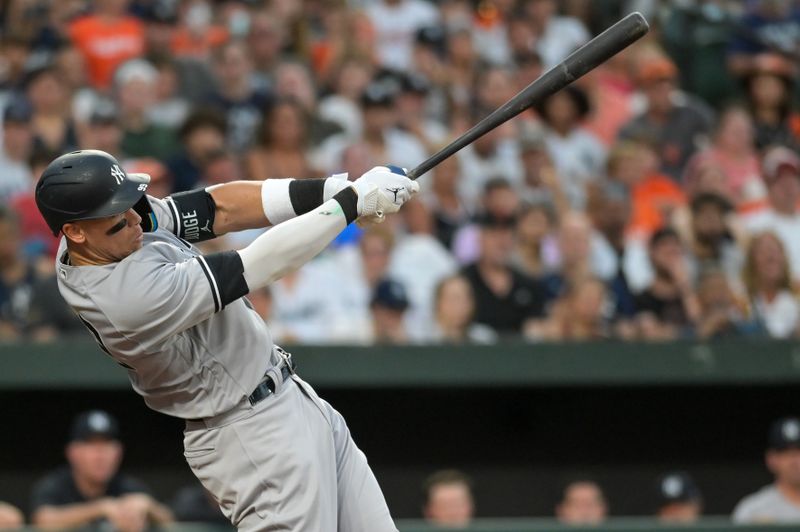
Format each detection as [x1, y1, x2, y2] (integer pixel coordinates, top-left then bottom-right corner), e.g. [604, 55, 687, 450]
[405, 12, 650, 181]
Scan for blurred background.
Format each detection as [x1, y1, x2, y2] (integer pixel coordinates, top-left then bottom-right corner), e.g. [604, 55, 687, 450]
[1, 0, 800, 530]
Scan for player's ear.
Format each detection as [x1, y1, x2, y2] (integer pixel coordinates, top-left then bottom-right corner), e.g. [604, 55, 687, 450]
[62, 222, 86, 244]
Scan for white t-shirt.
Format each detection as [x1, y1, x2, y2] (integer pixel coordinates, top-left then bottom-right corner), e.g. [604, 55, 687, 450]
[456, 140, 523, 205]
[744, 209, 800, 280]
[366, 0, 439, 71]
[733, 484, 800, 524]
[543, 127, 607, 209]
[537, 15, 591, 68]
[751, 290, 800, 339]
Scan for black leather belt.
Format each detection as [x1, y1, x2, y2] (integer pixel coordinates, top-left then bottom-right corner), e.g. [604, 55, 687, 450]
[248, 363, 293, 406]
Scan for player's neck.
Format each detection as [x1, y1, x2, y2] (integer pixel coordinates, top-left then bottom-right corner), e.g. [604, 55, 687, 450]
[775, 480, 800, 506]
[65, 242, 116, 267]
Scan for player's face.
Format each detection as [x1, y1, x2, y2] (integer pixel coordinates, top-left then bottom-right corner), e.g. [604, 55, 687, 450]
[66, 438, 123, 486]
[767, 448, 800, 488]
[67, 209, 144, 263]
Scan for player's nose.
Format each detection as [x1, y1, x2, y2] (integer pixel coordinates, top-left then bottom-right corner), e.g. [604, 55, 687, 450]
[127, 208, 142, 225]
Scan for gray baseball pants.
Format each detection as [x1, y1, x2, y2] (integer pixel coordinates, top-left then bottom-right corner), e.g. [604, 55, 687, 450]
[183, 369, 397, 531]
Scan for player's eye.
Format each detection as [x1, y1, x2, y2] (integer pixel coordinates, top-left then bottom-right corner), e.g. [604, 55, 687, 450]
[106, 218, 128, 235]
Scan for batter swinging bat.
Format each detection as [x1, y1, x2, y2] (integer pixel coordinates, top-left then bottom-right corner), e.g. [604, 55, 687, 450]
[405, 12, 650, 181]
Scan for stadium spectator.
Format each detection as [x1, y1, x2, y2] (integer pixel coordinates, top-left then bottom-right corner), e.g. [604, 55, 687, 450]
[535, 84, 606, 209]
[25, 65, 78, 154]
[370, 278, 411, 345]
[148, 56, 191, 130]
[246, 10, 286, 91]
[733, 417, 800, 523]
[619, 54, 714, 180]
[518, 126, 568, 213]
[170, 484, 229, 526]
[529, 276, 612, 341]
[740, 53, 800, 150]
[695, 267, 756, 340]
[0, 97, 34, 203]
[742, 232, 800, 339]
[207, 40, 271, 153]
[422, 274, 496, 344]
[167, 109, 228, 192]
[512, 201, 557, 279]
[422, 469, 474, 527]
[556, 479, 608, 525]
[428, 154, 471, 251]
[744, 146, 800, 280]
[115, 59, 180, 162]
[0, 502, 23, 529]
[170, 0, 229, 60]
[366, 0, 440, 72]
[683, 105, 765, 210]
[396, 72, 448, 152]
[318, 58, 374, 141]
[727, 1, 800, 77]
[245, 97, 314, 180]
[634, 228, 700, 340]
[30, 410, 173, 530]
[654, 471, 702, 523]
[521, 0, 590, 68]
[68, 0, 145, 91]
[78, 98, 124, 158]
[461, 212, 545, 336]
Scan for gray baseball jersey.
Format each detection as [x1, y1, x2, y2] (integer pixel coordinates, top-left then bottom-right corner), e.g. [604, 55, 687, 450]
[55, 195, 271, 419]
[732, 484, 800, 523]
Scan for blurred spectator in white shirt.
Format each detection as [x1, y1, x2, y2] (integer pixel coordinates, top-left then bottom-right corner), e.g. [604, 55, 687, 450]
[366, 0, 439, 72]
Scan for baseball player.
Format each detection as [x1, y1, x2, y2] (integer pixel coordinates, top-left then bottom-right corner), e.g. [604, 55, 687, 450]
[35, 149, 419, 531]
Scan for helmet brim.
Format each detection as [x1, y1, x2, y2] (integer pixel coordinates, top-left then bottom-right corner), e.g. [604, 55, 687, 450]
[56, 173, 151, 234]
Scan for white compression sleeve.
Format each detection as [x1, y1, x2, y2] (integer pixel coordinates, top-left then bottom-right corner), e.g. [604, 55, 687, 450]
[238, 188, 358, 290]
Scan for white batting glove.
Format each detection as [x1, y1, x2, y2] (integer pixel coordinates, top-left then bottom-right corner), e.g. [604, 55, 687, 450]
[351, 166, 419, 224]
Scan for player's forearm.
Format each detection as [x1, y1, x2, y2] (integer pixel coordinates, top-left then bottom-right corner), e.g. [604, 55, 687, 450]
[237, 188, 357, 290]
[208, 177, 350, 235]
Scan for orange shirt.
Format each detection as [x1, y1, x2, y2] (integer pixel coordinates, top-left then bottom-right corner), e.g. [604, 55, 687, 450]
[629, 173, 687, 238]
[69, 15, 145, 90]
[171, 26, 229, 59]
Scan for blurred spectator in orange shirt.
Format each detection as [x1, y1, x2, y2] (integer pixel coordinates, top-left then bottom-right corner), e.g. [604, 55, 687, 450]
[68, 0, 145, 91]
[171, 0, 229, 60]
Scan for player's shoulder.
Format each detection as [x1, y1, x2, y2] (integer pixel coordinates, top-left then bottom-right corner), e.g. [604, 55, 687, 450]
[732, 484, 780, 521]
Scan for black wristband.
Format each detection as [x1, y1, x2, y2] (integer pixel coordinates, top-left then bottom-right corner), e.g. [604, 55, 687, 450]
[333, 187, 358, 225]
[289, 178, 326, 215]
[167, 189, 217, 242]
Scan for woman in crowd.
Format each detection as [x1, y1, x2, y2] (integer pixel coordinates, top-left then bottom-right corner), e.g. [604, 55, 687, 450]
[426, 275, 496, 344]
[742, 232, 800, 339]
[511, 202, 557, 278]
[527, 276, 614, 341]
[742, 53, 800, 150]
[25, 66, 78, 154]
[245, 97, 316, 180]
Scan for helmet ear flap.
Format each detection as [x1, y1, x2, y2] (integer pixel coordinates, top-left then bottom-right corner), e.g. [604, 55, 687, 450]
[133, 195, 157, 232]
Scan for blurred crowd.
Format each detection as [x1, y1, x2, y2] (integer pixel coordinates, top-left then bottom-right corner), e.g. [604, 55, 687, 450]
[0, 411, 799, 529]
[1, 0, 800, 344]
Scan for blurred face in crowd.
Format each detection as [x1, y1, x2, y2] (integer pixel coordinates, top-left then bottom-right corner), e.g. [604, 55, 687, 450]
[85, 121, 123, 155]
[27, 70, 67, 114]
[363, 105, 396, 136]
[204, 153, 242, 185]
[55, 46, 87, 90]
[483, 184, 518, 218]
[658, 501, 702, 523]
[360, 231, 392, 286]
[432, 155, 460, 195]
[689, 162, 729, 199]
[371, 304, 405, 343]
[424, 481, 474, 526]
[477, 67, 515, 110]
[341, 143, 375, 178]
[715, 108, 754, 153]
[145, 20, 175, 53]
[692, 203, 727, 247]
[247, 12, 285, 67]
[650, 235, 684, 279]
[543, 91, 580, 133]
[118, 77, 156, 117]
[335, 60, 373, 101]
[435, 276, 475, 331]
[447, 30, 474, 65]
[697, 271, 733, 311]
[265, 101, 307, 150]
[186, 125, 225, 162]
[751, 233, 788, 290]
[403, 199, 434, 235]
[96, 0, 129, 17]
[479, 225, 514, 267]
[516, 206, 550, 247]
[767, 167, 800, 213]
[0, 217, 20, 267]
[67, 437, 123, 488]
[155, 63, 180, 102]
[767, 448, 800, 489]
[570, 279, 607, 325]
[556, 481, 607, 525]
[558, 214, 591, 268]
[644, 78, 675, 115]
[587, 190, 629, 243]
[215, 42, 252, 89]
[274, 63, 316, 111]
[750, 73, 788, 110]
[2, 120, 33, 160]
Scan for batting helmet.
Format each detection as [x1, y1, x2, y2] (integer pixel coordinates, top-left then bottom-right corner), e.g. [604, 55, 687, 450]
[35, 150, 158, 236]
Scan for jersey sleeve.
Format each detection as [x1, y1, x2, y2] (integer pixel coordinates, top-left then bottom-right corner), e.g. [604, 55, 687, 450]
[102, 246, 249, 349]
[146, 195, 177, 235]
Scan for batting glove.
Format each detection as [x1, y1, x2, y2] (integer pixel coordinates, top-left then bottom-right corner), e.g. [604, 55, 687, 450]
[351, 165, 419, 224]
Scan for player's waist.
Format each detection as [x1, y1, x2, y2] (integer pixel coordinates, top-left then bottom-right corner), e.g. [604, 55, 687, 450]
[185, 347, 296, 430]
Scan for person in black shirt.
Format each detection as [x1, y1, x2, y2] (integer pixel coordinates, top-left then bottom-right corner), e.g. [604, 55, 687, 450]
[461, 213, 545, 336]
[30, 410, 173, 531]
[635, 227, 700, 339]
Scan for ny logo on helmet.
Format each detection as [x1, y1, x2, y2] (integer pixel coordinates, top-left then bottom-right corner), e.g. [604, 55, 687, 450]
[110, 164, 125, 185]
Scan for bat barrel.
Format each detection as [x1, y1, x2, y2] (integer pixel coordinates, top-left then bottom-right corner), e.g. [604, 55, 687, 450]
[406, 12, 650, 180]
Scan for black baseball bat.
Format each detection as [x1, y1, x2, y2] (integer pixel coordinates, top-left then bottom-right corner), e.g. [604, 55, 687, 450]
[406, 12, 650, 181]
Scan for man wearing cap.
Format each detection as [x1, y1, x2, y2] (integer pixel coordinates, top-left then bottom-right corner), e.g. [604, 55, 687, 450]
[0, 97, 34, 203]
[654, 471, 702, 523]
[744, 146, 800, 280]
[370, 278, 411, 344]
[30, 410, 173, 531]
[619, 55, 714, 180]
[733, 417, 800, 523]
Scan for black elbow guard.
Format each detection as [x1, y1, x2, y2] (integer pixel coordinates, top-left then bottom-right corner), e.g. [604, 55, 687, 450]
[166, 189, 218, 242]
